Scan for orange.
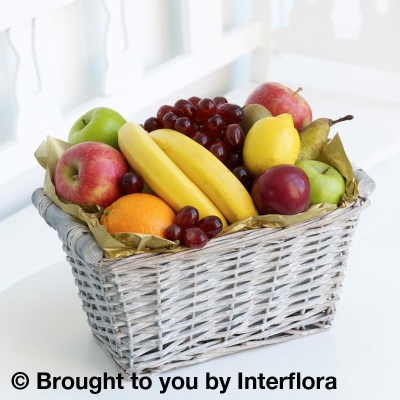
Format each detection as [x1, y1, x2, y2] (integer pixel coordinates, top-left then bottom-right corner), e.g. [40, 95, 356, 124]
[100, 193, 176, 238]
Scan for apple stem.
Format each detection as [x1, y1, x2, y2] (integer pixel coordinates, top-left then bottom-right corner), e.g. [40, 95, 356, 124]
[330, 115, 354, 126]
[293, 87, 303, 96]
[72, 175, 78, 181]
[321, 166, 331, 175]
[82, 118, 87, 126]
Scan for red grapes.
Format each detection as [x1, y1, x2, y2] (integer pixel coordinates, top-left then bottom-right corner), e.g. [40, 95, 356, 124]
[197, 98, 217, 121]
[176, 206, 199, 229]
[122, 172, 144, 194]
[163, 112, 178, 129]
[217, 103, 244, 124]
[197, 216, 223, 239]
[166, 224, 182, 241]
[166, 205, 223, 248]
[144, 117, 163, 132]
[145, 96, 253, 192]
[173, 99, 196, 119]
[182, 228, 208, 249]
[157, 105, 173, 122]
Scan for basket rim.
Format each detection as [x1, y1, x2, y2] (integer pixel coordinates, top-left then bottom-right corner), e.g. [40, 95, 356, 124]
[98, 196, 370, 271]
[32, 187, 370, 271]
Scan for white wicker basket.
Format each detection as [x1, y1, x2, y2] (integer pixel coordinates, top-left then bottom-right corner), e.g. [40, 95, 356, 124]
[32, 173, 372, 376]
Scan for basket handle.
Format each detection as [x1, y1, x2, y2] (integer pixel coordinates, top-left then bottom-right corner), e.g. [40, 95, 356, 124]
[31, 188, 104, 265]
[352, 163, 376, 198]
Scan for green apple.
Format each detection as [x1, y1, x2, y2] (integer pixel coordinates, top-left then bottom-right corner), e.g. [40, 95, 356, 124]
[68, 107, 126, 150]
[295, 160, 345, 205]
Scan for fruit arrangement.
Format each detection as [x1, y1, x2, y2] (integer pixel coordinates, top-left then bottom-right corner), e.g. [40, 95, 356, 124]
[36, 81, 358, 254]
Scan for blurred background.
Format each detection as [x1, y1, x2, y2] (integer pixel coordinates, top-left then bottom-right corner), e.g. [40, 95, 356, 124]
[0, 0, 399, 221]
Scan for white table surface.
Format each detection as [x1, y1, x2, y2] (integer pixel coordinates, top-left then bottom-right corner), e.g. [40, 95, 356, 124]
[1, 90, 400, 399]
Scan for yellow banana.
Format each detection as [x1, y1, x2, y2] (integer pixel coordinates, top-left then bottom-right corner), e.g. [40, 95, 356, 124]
[149, 129, 258, 224]
[118, 122, 228, 227]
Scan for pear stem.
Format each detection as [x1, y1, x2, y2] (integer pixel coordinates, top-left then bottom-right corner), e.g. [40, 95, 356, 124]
[293, 87, 303, 96]
[321, 166, 331, 175]
[330, 115, 354, 126]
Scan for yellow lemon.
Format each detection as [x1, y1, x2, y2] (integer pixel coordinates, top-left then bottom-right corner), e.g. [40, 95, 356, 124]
[243, 113, 300, 177]
[276, 113, 294, 125]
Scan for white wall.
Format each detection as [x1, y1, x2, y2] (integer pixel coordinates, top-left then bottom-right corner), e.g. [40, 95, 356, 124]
[270, 0, 400, 104]
[0, 0, 254, 220]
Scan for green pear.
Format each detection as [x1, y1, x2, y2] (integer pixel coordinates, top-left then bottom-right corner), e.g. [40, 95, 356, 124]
[297, 115, 353, 162]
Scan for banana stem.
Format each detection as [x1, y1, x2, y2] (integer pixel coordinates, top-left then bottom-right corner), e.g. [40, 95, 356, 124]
[330, 115, 354, 126]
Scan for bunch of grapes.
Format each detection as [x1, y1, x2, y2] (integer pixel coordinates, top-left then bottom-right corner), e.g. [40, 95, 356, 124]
[166, 206, 223, 249]
[143, 96, 253, 191]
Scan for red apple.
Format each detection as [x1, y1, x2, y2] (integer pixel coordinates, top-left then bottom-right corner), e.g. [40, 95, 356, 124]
[54, 142, 130, 207]
[244, 82, 312, 132]
[251, 164, 310, 215]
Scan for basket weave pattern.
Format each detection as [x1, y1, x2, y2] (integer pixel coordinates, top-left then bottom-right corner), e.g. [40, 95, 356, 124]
[32, 188, 369, 375]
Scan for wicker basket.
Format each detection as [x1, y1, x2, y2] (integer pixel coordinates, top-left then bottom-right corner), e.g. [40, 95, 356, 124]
[32, 182, 371, 376]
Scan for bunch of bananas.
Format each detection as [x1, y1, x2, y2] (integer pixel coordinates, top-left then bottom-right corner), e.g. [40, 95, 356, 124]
[118, 122, 259, 228]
